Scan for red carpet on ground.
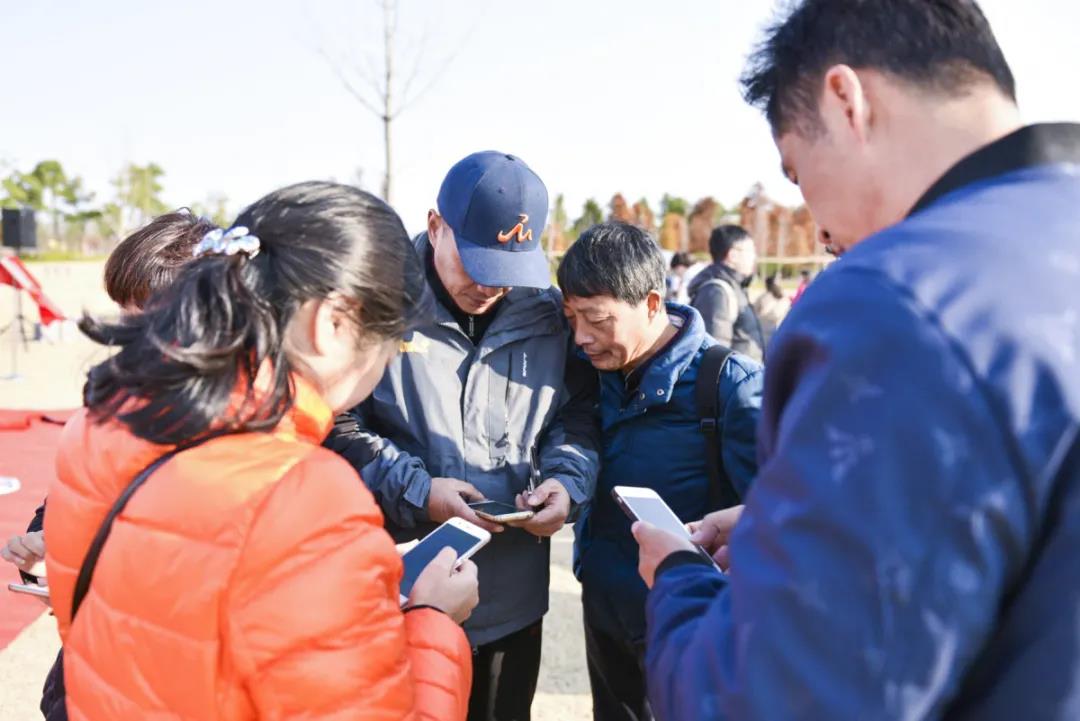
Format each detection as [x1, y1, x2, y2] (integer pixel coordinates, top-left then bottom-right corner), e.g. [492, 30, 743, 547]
[0, 409, 75, 650]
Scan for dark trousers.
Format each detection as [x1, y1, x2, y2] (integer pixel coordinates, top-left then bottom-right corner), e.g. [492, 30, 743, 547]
[584, 617, 653, 721]
[467, 620, 543, 721]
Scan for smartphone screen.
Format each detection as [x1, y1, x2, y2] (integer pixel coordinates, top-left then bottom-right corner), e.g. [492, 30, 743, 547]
[620, 495, 691, 538]
[468, 500, 521, 516]
[400, 524, 484, 599]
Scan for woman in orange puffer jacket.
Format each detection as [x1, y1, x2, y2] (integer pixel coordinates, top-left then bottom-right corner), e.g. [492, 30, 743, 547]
[44, 182, 478, 720]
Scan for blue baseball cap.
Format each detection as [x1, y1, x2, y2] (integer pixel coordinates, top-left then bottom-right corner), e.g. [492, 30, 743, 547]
[436, 151, 551, 289]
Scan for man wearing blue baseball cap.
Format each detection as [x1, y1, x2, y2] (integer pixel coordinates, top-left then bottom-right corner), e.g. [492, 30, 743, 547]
[328, 151, 600, 720]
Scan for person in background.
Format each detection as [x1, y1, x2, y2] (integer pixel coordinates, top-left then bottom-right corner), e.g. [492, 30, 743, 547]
[326, 152, 600, 721]
[3, 210, 221, 721]
[634, 0, 1080, 718]
[665, 252, 693, 303]
[752, 273, 791, 348]
[790, 268, 813, 304]
[3, 210, 221, 587]
[560, 223, 762, 721]
[688, 225, 766, 361]
[45, 183, 478, 720]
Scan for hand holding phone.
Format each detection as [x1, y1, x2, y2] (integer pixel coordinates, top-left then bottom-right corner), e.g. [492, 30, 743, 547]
[408, 548, 479, 625]
[427, 477, 504, 533]
[613, 486, 723, 574]
[512, 479, 572, 537]
[399, 517, 490, 621]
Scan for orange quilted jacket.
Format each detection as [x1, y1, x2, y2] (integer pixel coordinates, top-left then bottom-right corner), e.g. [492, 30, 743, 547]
[44, 377, 472, 720]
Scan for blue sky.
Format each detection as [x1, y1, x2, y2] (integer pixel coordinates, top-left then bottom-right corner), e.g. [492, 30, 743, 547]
[3, 0, 1078, 234]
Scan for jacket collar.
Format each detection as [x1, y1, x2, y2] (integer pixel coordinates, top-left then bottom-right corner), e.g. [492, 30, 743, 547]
[603, 303, 707, 410]
[244, 366, 336, 444]
[909, 123, 1080, 217]
[275, 374, 336, 444]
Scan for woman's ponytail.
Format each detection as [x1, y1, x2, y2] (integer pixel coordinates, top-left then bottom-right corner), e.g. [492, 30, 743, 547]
[80, 181, 429, 446]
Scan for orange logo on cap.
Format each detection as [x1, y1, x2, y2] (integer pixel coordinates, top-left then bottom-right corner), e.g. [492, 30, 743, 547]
[497, 214, 533, 244]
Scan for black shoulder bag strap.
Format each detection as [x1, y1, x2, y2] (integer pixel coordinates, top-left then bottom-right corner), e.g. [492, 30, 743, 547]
[696, 345, 741, 511]
[70, 434, 220, 621]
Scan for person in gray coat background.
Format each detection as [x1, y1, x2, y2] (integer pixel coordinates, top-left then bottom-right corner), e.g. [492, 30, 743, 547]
[327, 151, 600, 721]
[688, 224, 767, 361]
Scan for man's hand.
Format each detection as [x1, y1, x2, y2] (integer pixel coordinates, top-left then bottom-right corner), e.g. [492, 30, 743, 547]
[688, 505, 744, 570]
[509, 479, 571, 537]
[631, 522, 696, 589]
[426, 477, 504, 533]
[2, 531, 46, 577]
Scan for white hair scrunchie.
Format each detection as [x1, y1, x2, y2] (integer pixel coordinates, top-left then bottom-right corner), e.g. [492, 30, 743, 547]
[192, 226, 261, 259]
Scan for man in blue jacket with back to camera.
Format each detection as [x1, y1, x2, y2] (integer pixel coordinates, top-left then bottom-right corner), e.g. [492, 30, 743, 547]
[559, 222, 763, 721]
[633, 1, 1080, 719]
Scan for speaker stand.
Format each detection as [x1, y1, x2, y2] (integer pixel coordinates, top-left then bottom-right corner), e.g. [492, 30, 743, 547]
[0, 286, 31, 382]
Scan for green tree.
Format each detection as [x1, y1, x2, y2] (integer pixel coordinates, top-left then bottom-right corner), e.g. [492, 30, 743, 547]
[552, 193, 568, 230]
[571, 198, 604, 239]
[660, 193, 689, 217]
[1, 160, 98, 248]
[191, 192, 231, 228]
[1, 169, 44, 210]
[100, 163, 169, 239]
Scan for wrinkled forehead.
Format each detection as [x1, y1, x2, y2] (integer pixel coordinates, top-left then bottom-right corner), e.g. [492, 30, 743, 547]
[563, 294, 630, 314]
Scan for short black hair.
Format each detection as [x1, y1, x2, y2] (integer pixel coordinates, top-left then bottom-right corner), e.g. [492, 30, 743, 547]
[709, 224, 752, 263]
[558, 222, 665, 305]
[741, 0, 1016, 135]
[670, 252, 693, 270]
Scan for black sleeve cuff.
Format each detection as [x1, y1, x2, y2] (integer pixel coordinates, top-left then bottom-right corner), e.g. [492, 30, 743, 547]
[655, 549, 713, 580]
[403, 604, 445, 616]
[27, 503, 45, 534]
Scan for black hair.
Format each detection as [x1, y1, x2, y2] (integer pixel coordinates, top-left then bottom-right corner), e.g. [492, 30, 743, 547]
[741, 0, 1016, 135]
[709, 224, 752, 263]
[766, 273, 785, 298]
[80, 181, 430, 445]
[104, 209, 218, 309]
[670, 252, 693, 270]
[558, 222, 665, 305]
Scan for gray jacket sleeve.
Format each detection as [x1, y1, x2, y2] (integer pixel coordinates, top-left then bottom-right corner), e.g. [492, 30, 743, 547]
[694, 280, 738, 346]
[538, 344, 601, 516]
[323, 407, 433, 529]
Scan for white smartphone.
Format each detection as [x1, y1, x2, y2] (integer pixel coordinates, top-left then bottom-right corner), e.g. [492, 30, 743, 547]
[611, 486, 723, 572]
[7, 582, 50, 599]
[399, 518, 491, 606]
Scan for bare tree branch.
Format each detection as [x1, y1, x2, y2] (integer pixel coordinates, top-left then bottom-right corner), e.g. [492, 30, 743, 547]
[393, 6, 484, 118]
[317, 45, 383, 117]
[398, 26, 428, 103]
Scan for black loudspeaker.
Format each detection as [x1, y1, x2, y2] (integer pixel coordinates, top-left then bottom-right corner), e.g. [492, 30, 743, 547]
[2, 208, 37, 250]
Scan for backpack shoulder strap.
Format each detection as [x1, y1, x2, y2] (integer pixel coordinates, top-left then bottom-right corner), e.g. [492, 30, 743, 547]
[70, 433, 221, 621]
[696, 345, 741, 510]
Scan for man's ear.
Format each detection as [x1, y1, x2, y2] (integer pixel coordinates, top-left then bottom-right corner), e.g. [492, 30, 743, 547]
[646, 290, 663, 318]
[427, 210, 442, 248]
[820, 64, 872, 146]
